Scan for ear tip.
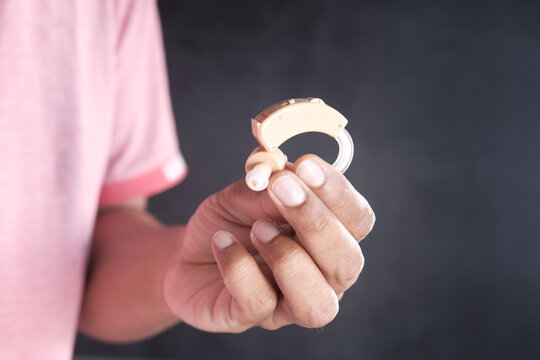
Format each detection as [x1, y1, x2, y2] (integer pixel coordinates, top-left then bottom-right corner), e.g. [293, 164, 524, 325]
[245, 165, 271, 191]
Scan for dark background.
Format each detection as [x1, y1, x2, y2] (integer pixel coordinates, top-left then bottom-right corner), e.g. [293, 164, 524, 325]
[75, 0, 540, 359]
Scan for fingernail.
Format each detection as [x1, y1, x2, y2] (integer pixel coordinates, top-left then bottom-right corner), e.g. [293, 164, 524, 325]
[252, 220, 281, 244]
[271, 175, 306, 207]
[296, 159, 325, 188]
[213, 231, 233, 249]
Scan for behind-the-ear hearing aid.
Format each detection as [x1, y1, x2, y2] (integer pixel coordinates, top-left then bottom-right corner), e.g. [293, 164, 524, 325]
[245, 97, 354, 191]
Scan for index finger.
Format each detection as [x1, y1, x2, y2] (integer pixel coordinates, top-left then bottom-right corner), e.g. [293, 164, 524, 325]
[293, 154, 375, 242]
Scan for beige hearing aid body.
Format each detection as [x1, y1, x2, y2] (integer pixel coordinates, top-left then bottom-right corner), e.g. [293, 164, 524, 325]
[245, 98, 354, 191]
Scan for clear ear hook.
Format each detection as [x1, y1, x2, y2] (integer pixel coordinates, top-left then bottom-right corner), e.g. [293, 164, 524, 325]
[332, 128, 354, 174]
[245, 98, 354, 191]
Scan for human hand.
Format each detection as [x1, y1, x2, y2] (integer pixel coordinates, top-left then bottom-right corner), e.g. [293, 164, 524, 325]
[163, 155, 375, 332]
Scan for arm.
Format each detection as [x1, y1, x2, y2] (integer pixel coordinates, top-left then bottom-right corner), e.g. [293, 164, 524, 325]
[78, 198, 183, 342]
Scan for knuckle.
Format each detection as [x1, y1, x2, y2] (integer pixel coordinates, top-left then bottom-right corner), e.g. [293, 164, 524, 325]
[271, 248, 306, 277]
[367, 208, 376, 230]
[260, 322, 283, 331]
[334, 187, 354, 211]
[333, 248, 364, 289]
[354, 207, 376, 240]
[225, 255, 252, 276]
[224, 258, 277, 321]
[305, 294, 339, 328]
[228, 323, 253, 333]
[301, 208, 331, 235]
[244, 290, 276, 319]
[256, 313, 293, 330]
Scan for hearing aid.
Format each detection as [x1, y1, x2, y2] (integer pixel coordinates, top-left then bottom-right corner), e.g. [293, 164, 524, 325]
[245, 97, 354, 191]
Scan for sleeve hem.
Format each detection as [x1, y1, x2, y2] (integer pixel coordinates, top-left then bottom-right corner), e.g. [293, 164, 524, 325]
[98, 155, 187, 207]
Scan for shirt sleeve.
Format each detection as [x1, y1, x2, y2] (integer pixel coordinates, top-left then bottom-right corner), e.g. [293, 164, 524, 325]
[99, 0, 187, 206]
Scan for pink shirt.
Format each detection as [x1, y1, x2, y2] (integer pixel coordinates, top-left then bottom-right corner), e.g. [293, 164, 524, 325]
[0, 1, 186, 358]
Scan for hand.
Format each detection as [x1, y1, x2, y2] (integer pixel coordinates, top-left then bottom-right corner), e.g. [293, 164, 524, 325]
[163, 155, 375, 332]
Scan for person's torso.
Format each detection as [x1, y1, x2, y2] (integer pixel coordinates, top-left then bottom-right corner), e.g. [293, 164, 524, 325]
[0, 1, 117, 358]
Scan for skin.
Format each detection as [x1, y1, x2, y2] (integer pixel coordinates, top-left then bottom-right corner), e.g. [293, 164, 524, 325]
[79, 154, 375, 342]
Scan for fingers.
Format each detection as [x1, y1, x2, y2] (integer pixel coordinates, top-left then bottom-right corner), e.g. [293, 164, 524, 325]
[250, 220, 339, 328]
[211, 231, 277, 328]
[209, 156, 374, 330]
[266, 166, 367, 294]
[294, 154, 376, 241]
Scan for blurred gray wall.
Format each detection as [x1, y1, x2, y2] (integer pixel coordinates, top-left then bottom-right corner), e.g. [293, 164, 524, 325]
[75, 0, 540, 359]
